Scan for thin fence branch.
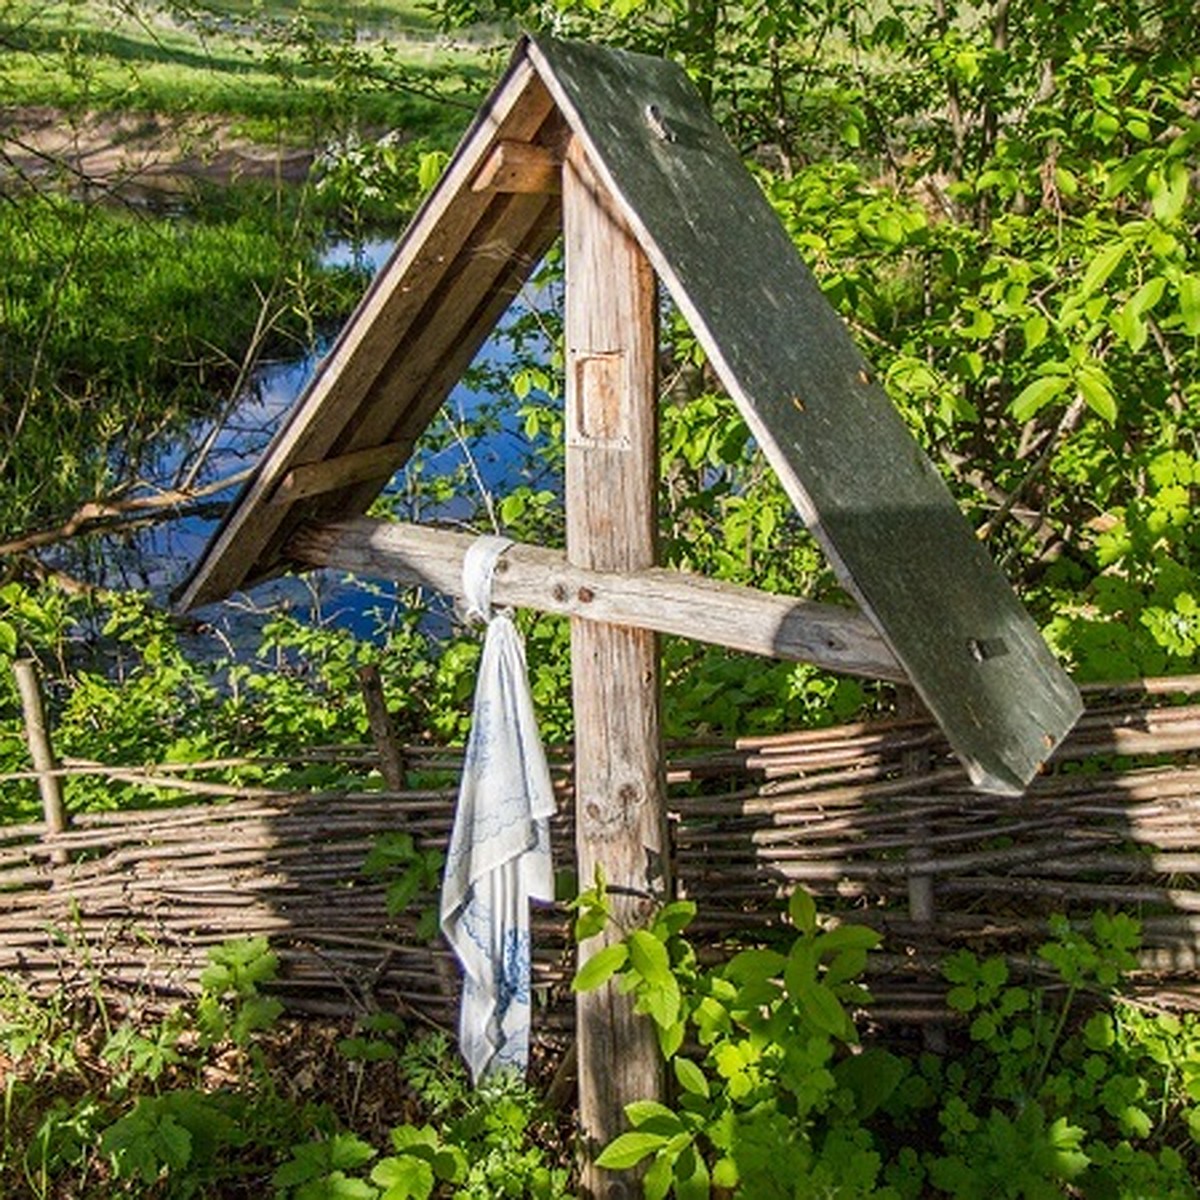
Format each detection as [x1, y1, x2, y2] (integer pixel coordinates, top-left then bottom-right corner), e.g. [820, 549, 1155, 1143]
[4, 675, 1200, 1022]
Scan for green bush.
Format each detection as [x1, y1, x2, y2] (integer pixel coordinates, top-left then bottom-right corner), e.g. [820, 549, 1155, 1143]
[577, 894, 1200, 1198]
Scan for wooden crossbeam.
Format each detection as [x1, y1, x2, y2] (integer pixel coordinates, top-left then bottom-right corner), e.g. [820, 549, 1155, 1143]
[472, 140, 562, 194]
[285, 517, 906, 682]
[270, 442, 411, 505]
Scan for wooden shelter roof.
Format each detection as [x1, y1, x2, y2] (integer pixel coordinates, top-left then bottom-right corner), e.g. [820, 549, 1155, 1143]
[175, 34, 1081, 793]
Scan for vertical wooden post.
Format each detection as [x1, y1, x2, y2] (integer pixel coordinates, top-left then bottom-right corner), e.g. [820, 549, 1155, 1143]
[899, 684, 945, 1051]
[564, 137, 668, 1199]
[13, 658, 68, 866]
[358, 663, 407, 791]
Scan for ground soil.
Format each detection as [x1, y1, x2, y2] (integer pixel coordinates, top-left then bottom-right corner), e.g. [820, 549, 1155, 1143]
[0, 106, 315, 203]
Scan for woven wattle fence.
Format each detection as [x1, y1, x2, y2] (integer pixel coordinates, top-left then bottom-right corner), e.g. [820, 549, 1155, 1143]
[3, 675, 1199, 1029]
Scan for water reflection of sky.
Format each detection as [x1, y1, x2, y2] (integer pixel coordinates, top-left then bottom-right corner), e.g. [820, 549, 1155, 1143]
[78, 238, 561, 649]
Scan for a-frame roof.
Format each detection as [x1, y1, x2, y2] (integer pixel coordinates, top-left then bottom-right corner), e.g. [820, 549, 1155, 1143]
[176, 34, 1081, 794]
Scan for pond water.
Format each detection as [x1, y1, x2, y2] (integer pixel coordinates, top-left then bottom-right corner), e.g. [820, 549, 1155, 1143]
[74, 238, 561, 649]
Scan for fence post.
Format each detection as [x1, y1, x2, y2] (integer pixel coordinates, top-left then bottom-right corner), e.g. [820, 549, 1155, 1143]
[13, 658, 68, 865]
[358, 664, 407, 791]
[899, 684, 944, 1050]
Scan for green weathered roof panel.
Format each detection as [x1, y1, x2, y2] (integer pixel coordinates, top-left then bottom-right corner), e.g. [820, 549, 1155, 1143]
[529, 35, 1081, 792]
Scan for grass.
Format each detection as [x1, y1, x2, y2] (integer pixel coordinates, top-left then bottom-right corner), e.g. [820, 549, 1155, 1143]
[0, 188, 374, 539]
[0, 0, 495, 140]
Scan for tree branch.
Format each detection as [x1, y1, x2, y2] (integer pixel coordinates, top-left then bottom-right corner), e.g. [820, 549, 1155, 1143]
[0, 470, 252, 557]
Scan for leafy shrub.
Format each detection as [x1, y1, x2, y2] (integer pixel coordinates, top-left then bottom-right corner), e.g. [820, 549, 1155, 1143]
[577, 895, 1200, 1198]
[274, 1033, 573, 1199]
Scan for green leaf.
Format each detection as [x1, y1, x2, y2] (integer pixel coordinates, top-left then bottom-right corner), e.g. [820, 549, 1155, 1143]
[784, 938, 815, 999]
[694, 996, 732, 1044]
[1109, 304, 1145, 351]
[1119, 1105, 1153, 1139]
[324, 1134, 376, 1172]
[1083, 1013, 1115, 1050]
[384, 870, 423, 915]
[1178, 274, 1200, 336]
[970, 1012, 997, 1041]
[876, 214, 904, 245]
[825, 947, 869, 986]
[653, 900, 697, 939]
[628, 930, 673, 987]
[431, 1146, 467, 1183]
[1047, 1116, 1090, 1178]
[673, 1057, 710, 1099]
[674, 1143, 711, 1200]
[574, 904, 609, 942]
[724, 948, 786, 985]
[362, 833, 415, 874]
[625, 1100, 683, 1132]
[1129, 275, 1166, 317]
[977, 955, 1009, 991]
[231, 995, 283, 1043]
[638, 978, 682, 1031]
[338, 1037, 396, 1064]
[1080, 241, 1127, 297]
[1076, 363, 1117, 423]
[156, 1114, 192, 1172]
[657, 1018, 685, 1058]
[573, 943, 628, 992]
[297, 1171, 378, 1200]
[1151, 160, 1189, 223]
[416, 151, 447, 192]
[788, 888, 818, 935]
[712, 1156, 738, 1189]
[644, 1153, 674, 1200]
[942, 949, 979, 984]
[595, 1131, 668, 1170]
[1011, 374, 1068, 422]
[1054, 165, 1078, 196]
[389, 1126, 437, 1153]
[371, 1155, 435, 1200]
[816, 924, 881, 954]
[834, 1048, 907, 1118]
[946, 984, 977, 1013]
[1023, 314, 1049, 350]
[498, 492, 527, 527]
[796, 979, 852, 1038]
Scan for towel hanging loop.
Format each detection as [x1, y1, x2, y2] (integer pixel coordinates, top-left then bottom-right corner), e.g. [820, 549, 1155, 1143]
[461, 534, 515, 624]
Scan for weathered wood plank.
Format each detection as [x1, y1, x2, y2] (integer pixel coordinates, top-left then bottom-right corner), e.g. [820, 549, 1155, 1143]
[528, 35, 1081, 793]
[285, 517, 906, 682]
[174, 52, 557, 611]
[473, 140, 562, 193]
[564, 137, 665, 1198]
[271, 442, 411, 505]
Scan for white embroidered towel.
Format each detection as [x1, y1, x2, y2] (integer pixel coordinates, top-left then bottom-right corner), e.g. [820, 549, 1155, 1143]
[440, 535, 555, 1082]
